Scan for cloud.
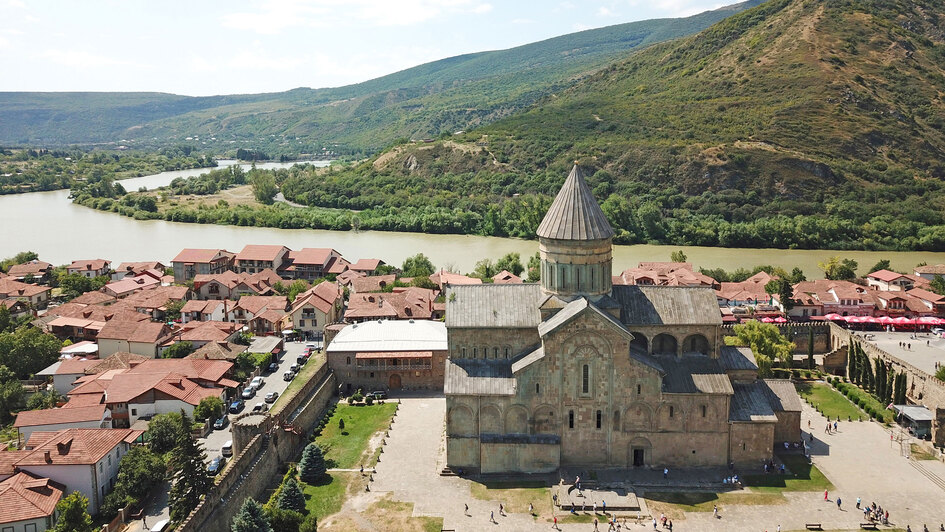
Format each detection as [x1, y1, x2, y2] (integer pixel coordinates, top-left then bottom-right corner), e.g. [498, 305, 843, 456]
[39, 49, 137, 69]
[597, 6, 616, 16]
[221, 0, 495, 33]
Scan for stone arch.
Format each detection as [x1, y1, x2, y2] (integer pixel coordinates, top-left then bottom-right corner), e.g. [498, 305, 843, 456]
[627, 437, 653, 467]
[505, 404, 529, 434]
[447, 405, 476, 437]
[652, 333, 678, 356]
[480, 404, 503, 434]
[622, 402, 653, 431]
[629, 332, 648, 354]
[682, 333, 710, 355]
[657, 402, 686, 432]
[533, 404, 557, 434]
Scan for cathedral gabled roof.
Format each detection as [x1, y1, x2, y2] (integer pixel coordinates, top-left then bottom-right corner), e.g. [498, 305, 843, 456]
[536, 165, 615, 241]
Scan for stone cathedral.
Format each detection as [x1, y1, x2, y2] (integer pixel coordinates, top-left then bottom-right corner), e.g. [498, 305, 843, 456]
[444, 165, 802, 474]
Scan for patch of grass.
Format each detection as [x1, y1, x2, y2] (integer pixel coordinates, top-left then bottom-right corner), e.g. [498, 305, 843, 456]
[469, 480, 552, 517]
[744, 454, 833, 492]
[644, 491, 786, 519]
[796, 382, 865, 421]
[270, 355, 325, 415]
[320, 494, 443, 532]
[315, 403, 396, 469]
[301, 471, 353, 519]
[834, 382, 895, 424]
[911, 443, 937, 460]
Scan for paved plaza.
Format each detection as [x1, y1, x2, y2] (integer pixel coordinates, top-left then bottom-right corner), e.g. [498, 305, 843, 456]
[361, 396, 945, 531]
[861, 330, 945, 375]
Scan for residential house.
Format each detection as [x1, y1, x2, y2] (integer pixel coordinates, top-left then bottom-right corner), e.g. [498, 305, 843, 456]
[344, 287, 437, 323]
[351, 275, 396, 293]
[171, 249, 235, 283]
[111, 261, 167, 281]
[0, 279, 51, 309]
[280, 248, 344, 280]
[168, 321, 240, 350]
[6, 260, 53, 283]
[15, 428, 141, 514]
[492, 270, 523, 284]
[37, 352, 147, 395]
[792, 280, 875, 317]
[914, 264, 945, 281]
[67, 260, 110, 279]
[121, 285, 191, 320]
[14, 405, 110, 445]
[866, 269, 927, 291]
[285, 282, 343, 339]
[336, 269, 366, 287]
[228, 295, 288, 335]
[69, 291, 116, 306]
[349, 258, 384, 276]
[102, 275, 160, 299]
[429, 270, 481, 290]
[180, 299, 232, 323]
[906, 288, 945, 316]
[0, 471, 64, 531]
[192, 270, 279, 300]
[234, 245, 290, 274]
[614, 262, 718, 288]
[187, 341, 247, 362]
[716, 272, 778, 308]
[1, 299, 31, 319]
[96, 321, 174, 358]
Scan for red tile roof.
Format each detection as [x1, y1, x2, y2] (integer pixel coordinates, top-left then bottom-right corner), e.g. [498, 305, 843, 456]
[61, 394, 105, 408]
[70, 291, 116, 306]
[97, 321, 171, 343]
[324, 256, 350, 275]
[0, 279, 50, 298]
[352, 275, 396, 293]
[914, 264, 945, 275]
[868, 269, 906, 282]
[16, 428, 138, 466]
[14, 405, 107, 428]
[6, 260, 52, 276]
[350, 258, 382, 272]
[68, 259, 110, 271]
[492, 270, 523, 284]
[234, 295, 288, 315]
[104, 275, 160, 296]
[172, 249, 233, 264]
[0, 472, 64, 523]
[115, 261, 166, 275]
[235, 245, 289, 262]
[287, 248, 337, 267]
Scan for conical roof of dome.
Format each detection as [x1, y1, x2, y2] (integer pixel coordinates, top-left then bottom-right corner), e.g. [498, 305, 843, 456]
[536, 164, 614, 241]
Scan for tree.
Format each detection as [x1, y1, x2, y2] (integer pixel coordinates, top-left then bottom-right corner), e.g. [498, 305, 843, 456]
[266, 507, 303, 531]
[818, 256, 858, 281]
[0, 365, 24, 424]
[494, 253, 524, 277]
[472, 259, 496, 280]
[26, 388, 62, 410]
[806, 327, 815, 370]
[299, 443, 326, 484]
[930, 275, 945, 296]
[148, 411, 186, 454]
[193, 396, 224, 422]
[0, 326, 63, 379]
[163, 341, 194, 359]
[250, 172, 278, 205]
[401, 253, 435, 278]
[232, 498, 272, 532]
[670, 250, 688, 263]
[164, 299, 185, 321]
[102, 446, 166, 517]
[526, 252, 541, 282]
[300, 514, 318, 532]
[731, 321, 795, 377]
[789, 267, 806, 284]
[764, 279, 794, 312]
[869, 259, 892, 274]
[848, 342, 858, 383]
[168, 411, 212, 523]
[53, 491, 93, 532]
[277, 477, 306, 513]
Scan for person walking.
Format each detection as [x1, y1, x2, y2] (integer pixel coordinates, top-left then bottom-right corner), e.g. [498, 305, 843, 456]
[824, 489, 829, 501]
[594, 517, 599, 531]
[837, 496, 842, 510]
[464, 503, 469, 516]
[490, 510, 496, 524]
[713, 505, 719, 518]
[553, 516, 559, 530]
[529, 503, 534, 515]
[834, 420, 838, 432]
[499, 503, 505, 516]
[856, 497, 861, 509]
[663, 467, 668, 479]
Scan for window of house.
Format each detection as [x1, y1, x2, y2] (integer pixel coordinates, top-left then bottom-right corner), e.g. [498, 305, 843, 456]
[300, 319, 305, 327]
[346, 357, 351, 365]
[461, 347, 467, 358]
[99, 463, 103, 473]
[568, 410, 574, 429]
[131, 408, 137, 416]
[702, 405, 707, 418]
[596, 410, 602, 429]
[369, 372, 374, 378]
[582, 364, 589, 394]
[669, 406, 675, 418]
[108, 455, 111, 466]
[576, 269, 581, 291]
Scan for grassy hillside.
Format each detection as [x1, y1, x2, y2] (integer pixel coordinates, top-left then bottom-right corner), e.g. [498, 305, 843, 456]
[0, 1, 760, 152]
[275, 0, 945, 251]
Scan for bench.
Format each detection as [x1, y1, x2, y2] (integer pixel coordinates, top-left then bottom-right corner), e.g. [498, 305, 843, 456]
[860, 524, 878, 531]
[805, 525, 822, 531]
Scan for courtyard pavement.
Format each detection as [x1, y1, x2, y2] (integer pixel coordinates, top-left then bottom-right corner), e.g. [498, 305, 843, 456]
[861, 330, 945, 375]
[367, 396, 945, 531]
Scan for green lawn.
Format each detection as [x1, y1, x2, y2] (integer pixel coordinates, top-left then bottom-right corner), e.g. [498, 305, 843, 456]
[835, 382, 895, 423]
[795, 382, 866, 421]
[270, 355, 325, 415]
[743, 454, 833, 492]
[469, 480, 551, 516]
[316, 402, 397, 469]
[644, 491, 785, 517]
[301, 471, 353, 519]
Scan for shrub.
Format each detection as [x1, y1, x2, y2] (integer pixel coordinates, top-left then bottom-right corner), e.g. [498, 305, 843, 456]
[365, 394, 375, 406]
[338, 418, 345, 430]
[276, 478, 305, 513]
[299, 443, 326, 484]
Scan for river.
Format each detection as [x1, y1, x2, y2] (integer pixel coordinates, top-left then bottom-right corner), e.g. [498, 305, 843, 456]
[2, 161, 945, 276]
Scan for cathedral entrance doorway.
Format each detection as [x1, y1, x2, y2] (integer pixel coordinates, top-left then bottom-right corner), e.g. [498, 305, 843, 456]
[389, 373, 402, 389]
[632, 448, 645, 467]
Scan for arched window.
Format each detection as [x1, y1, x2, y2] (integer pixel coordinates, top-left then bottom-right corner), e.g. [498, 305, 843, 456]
[576, 269, 581, 291]
[493, 347, 498, 359]
[596, 410, 602, 429]
[535, 383, 540, 394]
[701, 405, 707, 418]
[582, 364, 589, 394]
[568, 410, 574, 429]
[613, 410, 620, 428]
[461, 347, 467, 358]
[504, 347, 510, 358]
[669, 406, 675, 418]
[637, 384, 642, 395]
[473, 347, 477, 358]
[346, 356, 351, 365]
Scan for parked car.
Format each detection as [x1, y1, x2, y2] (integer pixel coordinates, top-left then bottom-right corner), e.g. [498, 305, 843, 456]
[297, 355, 308, 365]
[228, 400, 244, 414]
[150, 519, 170, 532]
[221, 440, 233, 457]
[267, 362, 279, 373]
[265, 391, 279, 403]
[213, 416, 228, 430]
[290, 363, 300, 373]
[207, 455, 226, 475]
[283, 370, 296, 381]
[241, 387, 256, 399]
[369, 390, 387, 400]
[252, 402, 268, 413]
[250, 376, 265, 389]
[932, 327, 945, 335]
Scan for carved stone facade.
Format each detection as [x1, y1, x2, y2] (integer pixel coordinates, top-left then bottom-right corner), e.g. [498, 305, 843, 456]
[443, 165, 801, 473]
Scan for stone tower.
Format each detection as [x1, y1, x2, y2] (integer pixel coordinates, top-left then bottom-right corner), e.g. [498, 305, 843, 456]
[536, 164, 614, 298]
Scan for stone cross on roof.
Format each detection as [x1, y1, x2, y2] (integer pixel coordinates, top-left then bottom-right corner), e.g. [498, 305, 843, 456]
[536, 164, 614, 241]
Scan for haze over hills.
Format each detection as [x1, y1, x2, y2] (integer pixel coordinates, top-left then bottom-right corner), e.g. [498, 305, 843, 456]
[273, 0, 945, 250]
[0, 1, 762, 151]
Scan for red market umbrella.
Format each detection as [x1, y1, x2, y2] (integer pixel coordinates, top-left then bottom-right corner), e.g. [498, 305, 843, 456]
[844, 315, 864, 323]
[824, 313, 844, 321]
[877, 316, 895, 325]
[892, 316, 914, 325]
[917, 316, 942, 325]
[760, 317, 775, 323]
[774, 316, 788, 323]
[863, 316, 880, 324]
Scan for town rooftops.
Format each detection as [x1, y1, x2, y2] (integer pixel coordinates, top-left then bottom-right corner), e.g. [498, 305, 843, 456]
[187, 341, 247, 361]
[352, 275, 396, 293]
[286, 248, 337, 266]
[0, 472, 64, 524]
[235, 245, 289, 262]
[327, 319, 447, 353]
[15, 428, 141, 466]
[97, 320, 171, 343]
[350, 258, 382, 272]
[536, 164, 614, 241]
[914, 264, 945, 275]
[14, 405, 107, 428]
[68, 259, 110, 271]
[172, 248, 233, 263]
[70, 291, 116, 306]
[868, 269, 908, 282]
[6, 260, 52, 277]
[0, 279, 50, 298]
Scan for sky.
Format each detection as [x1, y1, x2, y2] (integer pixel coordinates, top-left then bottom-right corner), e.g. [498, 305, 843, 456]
[0, 0, 728, 96]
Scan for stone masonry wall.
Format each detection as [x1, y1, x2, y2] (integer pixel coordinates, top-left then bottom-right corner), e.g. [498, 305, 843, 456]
[721, 323, 831, 354]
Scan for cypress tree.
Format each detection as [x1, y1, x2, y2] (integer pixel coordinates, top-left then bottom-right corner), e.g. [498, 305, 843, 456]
[168, 411, 213, 523]
[807, 327, 815, 370]
[874, 359, 885, 400]
[848, 342, 858, 383]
